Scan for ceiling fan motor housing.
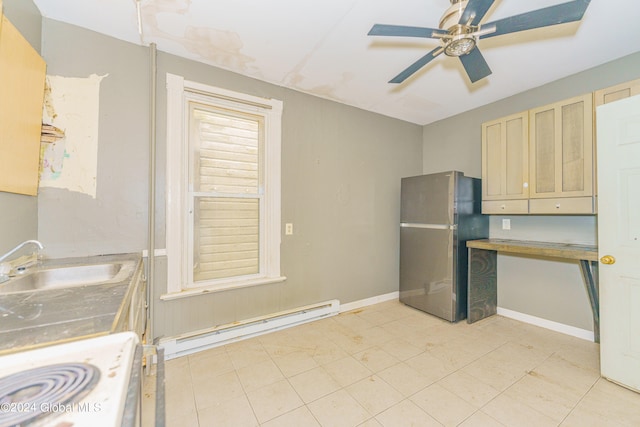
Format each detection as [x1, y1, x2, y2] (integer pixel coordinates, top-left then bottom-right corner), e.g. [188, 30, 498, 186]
[440, 1, 477, 57]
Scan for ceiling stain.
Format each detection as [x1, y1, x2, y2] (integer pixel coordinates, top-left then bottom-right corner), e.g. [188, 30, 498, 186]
[140, 1, 255, 72]
[181, 26, 254, 71]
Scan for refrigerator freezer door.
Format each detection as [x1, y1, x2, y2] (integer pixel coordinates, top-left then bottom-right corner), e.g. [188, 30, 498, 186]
[399, 226, 456, 321]
[400, 172, 459, 225]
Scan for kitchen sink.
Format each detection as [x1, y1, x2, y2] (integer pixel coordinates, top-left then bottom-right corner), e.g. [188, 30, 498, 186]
[0, 262, 134, 294]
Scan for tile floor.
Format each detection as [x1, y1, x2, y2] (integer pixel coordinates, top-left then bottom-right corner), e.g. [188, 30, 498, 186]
[143, 301, 640, 426]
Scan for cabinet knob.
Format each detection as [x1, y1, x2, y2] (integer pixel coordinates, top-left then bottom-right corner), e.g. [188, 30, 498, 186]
[600, 255, 616, 265]
[555, 204, 561, 209]
[501, 204, 505, 210]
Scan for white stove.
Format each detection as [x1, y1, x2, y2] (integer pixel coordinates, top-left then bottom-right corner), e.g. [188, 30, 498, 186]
[0, 332, 140, 427]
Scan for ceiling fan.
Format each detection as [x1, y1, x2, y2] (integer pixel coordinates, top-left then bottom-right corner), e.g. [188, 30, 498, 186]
[368, 0, 591, 84]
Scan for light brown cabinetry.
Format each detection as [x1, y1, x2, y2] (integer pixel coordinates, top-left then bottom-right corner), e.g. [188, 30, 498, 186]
[594, 78, 640, 107]
[528, 94, 595, 213]
[481, 111, 529, 214]
[0, 13, 46, 196]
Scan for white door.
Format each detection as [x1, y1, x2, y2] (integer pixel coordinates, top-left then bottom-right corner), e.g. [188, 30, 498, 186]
[597, 94, 640, 392]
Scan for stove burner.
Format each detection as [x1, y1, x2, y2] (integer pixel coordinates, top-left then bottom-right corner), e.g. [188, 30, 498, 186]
[0, 362, 100, 427]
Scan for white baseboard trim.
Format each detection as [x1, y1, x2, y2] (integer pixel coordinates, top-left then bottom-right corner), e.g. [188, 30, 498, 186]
[340, 291, 399, 313]
[497, 307, 595, 342]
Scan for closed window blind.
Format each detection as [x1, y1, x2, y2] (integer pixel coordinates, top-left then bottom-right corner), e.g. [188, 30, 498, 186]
[189, 104, 264, 283]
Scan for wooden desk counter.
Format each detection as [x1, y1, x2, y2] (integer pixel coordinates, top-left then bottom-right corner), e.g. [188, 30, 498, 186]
[466, 239, 600, 341]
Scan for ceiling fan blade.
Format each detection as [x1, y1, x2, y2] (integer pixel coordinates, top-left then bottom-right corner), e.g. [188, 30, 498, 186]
[459, 48, 492, 83]
[460, 0, 496, 26]
[368, 24, 448, 39]
[389, 47, 444, 83]
[480, 0, 591, 39]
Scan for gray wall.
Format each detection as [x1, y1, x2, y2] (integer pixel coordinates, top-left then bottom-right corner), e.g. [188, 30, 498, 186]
[0, 0, 42, 254]
[422, 52, 640, 331]
[153, 53, 423, 338]
[37, 20, 423, 339]
[38, 19, 149, 257]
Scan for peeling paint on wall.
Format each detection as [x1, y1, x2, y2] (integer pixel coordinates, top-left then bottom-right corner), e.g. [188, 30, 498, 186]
[40, 73, 107, 198]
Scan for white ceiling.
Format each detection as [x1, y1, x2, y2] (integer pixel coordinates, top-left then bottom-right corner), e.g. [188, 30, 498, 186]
[33, 0, 640, 125]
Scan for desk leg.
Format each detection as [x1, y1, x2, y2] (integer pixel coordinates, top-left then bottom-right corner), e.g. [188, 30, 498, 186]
[579, 260, 600, 343]
[467, 248, 497, 324]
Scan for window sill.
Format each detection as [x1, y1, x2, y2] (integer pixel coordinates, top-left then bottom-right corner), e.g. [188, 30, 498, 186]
[160, 276, 287, 301]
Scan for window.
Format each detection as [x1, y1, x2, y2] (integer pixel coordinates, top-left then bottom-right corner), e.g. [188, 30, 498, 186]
[164, 74, 284, 297]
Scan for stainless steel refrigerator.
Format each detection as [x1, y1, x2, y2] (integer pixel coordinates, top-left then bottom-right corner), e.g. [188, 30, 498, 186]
[399, 171, 488, 322]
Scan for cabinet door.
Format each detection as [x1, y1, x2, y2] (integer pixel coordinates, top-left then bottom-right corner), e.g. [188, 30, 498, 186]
[594, 79, 640, 107]
[481, 111, 529, 208]
[529, 94, 594, 202]
[0, 16, 46, 196]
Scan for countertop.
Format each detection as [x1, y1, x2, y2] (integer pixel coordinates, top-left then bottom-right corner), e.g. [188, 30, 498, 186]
[466, 238, 598, 261]
[0, 253, 142, 355]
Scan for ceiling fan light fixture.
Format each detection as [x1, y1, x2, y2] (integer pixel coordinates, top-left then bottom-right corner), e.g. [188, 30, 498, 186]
[444, 35, 476, 57]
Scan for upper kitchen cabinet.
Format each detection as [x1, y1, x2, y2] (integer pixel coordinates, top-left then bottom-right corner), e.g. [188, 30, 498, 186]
[528, 94, 595, 214]
[0, 13, 46, 196]
[481, 111, 529, 214]
[594, 78, 640, 106]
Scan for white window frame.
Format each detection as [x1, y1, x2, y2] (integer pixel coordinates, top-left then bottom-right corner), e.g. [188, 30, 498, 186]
[163, 73, 284, 299]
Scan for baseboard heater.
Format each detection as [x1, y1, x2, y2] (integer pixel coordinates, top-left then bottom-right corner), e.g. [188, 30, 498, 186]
[160, 299, 340, 360]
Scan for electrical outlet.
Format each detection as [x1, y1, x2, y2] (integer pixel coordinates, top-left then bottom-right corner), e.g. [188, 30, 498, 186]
[502, 219, 511, 230]
[285, 223, 293, 235]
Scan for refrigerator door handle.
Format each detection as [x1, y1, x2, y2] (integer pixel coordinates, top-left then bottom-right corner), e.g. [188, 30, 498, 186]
[400, 223, 457, 230]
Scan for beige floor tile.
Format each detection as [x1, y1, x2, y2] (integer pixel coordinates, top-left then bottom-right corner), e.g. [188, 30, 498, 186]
[308, 389, 371, 427]
[197, 394, 258, 427]
[457, 410, 506, 427]
[461, 341, 547, 392]
[261, 406, 321, 427]
[236, 358, 285, 392]
[310, 338, 350, 366]
[166, 409, 199, 427]
[333, 311, 377, 332]
[531, 352, 600, 396]
[377, 362, 432, 397]
[323, 355, 372, 387]
[481, 394, 558, 427]
[160, 302, 640, 427]
[561, 378, 640, 427]
[326, 329, 379, 355]
[246, 379, 304, 424]
[225, 340, 271, 370]
[188, 346, 235, 378]
[502, 373, 579, 422]
[192, 369, 244, 410]
[437, 370, 501, 408]
[357, 418, 384, 427]
[375, 399, 442, 427]
[354, 347, 399, 373]
[164, 355, 190, 383]
[378, 337, 424, 361]
[346, 375, 404, 416]
[164, 359, 197, 424]
[411, 383, 478, 427]
[288, 365, 341, 403]
[271, 349, 319, 377]
[405, 351, 458, 384]
[358, 325, 397, 347]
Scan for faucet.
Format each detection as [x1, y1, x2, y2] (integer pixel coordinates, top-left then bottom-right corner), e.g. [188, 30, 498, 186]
[0, 240, 44, 283]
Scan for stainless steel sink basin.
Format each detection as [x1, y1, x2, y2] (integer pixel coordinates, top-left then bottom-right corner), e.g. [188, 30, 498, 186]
[0, 261, 134, 294]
